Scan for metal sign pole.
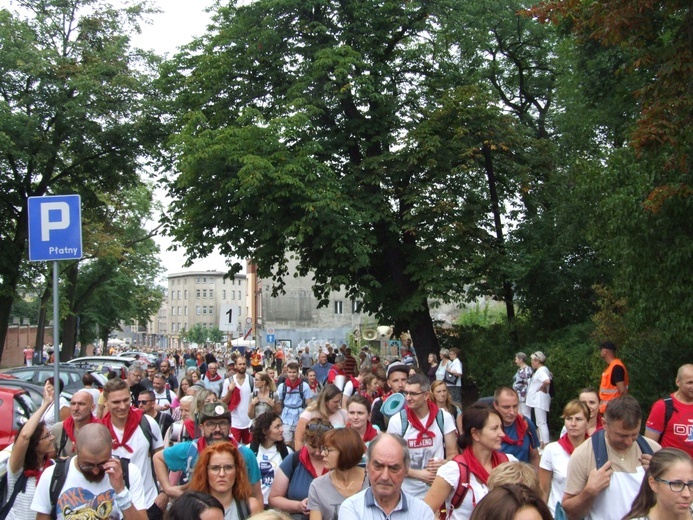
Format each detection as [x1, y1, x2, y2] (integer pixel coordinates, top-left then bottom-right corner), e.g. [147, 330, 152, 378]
[53, 260, 60, 423]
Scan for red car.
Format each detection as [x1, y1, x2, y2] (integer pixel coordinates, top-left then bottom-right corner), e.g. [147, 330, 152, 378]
[0, 387, 36, 451]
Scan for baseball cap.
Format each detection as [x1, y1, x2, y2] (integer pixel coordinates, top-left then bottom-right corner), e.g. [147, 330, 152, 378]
[386, 362, 410, 378]
[199, 402, 231, 423]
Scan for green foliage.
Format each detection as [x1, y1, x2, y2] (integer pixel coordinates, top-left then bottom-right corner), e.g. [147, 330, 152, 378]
[456, 302, 508, 328]
[182, 323, 209, 345]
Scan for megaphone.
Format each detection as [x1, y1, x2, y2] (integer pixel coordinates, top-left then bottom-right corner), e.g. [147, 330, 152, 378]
[381, 393, 406, 417]
[377, 325, 393, 339]
[362, 329, 378, 341]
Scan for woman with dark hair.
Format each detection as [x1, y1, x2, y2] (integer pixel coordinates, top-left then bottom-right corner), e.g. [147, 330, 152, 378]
[41, 376, 69, 427]
[81, 372, 101, 407]
[469, 484, 553, 520]
[579, 387, 604, 436]
[308, 428, 368, 520]
[248, 372, 277, 420]
[249, 411, 293, 507]
[424, 404, 515, 520]
[5, 383, 56, 520]
[430, 380, 463, 434]
[189, 441, 262, 519]
[166, 490, 225, 520]
[427, 353, 439, 383]
[539, 400, 590, 517]
[269, 418, 332, 520]
[294, 384, 347, 450]
[623, 448, 693, 520]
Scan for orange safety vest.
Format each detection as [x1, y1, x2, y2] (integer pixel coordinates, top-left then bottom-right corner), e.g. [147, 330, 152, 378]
[599, 359, 629, 413]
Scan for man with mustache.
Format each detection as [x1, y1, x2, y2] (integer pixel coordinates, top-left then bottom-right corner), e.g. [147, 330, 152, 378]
[340, 433, 434, 520]
[32, 423, 147, 520]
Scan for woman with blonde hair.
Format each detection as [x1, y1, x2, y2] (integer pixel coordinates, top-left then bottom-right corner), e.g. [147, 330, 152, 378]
[248, 372, 276, 420]
[430, 380, 463, 434]
[436, 349, 452, 381]
[189, 441, 262, 519]
[539, 399, 590, 517]
[293, 384, 347, 450]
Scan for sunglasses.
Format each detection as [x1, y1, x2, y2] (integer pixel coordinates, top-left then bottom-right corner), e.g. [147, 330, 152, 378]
[307, 423, 333, 432]
[137, 400, 153, 405]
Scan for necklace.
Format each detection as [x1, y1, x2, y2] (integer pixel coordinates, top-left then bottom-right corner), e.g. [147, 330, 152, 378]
[332, 471, 360, 490]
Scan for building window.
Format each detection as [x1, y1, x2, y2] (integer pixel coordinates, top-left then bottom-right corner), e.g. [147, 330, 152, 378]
[231, 291, 235, 300]
[352, 300, 362, 313]
[184, 290, 188, 299]
[334, 301, 343, 314]
[209, 305, 214, 315]
[184, 306, 188, 316]
[203, 277, 207, 283]
[203, 306, 207, 315]
[209, 289, 214, 299]
[203, 289, 207, 299]
[171, 307, 176, 316]
[222, 290, 226, 299]
[196, 277, 200, 283]
[177, 290, 181, 299]
[196, 306, 201, 315]
[196, 289, 200, 298]
[178, 306, 181, 316]
[238, 291, 241, 300]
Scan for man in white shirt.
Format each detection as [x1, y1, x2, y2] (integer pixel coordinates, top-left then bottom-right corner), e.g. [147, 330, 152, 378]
[151, 374, 173, 415]
[32, 423, 147, 520]
[221, 356, 253, 443]
[387, 374, 458, 499]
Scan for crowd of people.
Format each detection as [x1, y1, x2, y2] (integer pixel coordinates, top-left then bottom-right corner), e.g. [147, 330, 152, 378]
[3, 341, 692, 520]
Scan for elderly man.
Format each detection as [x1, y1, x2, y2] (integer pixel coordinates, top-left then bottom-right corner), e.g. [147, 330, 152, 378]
[562, 396, 660, 520]
[32, 423, 147, 520]
[51, 390, 97, 458]
[386, 374, 458, 499]
[311, 352, 333, 385]
[340, 434, 434, 520]
[126, 365, 147, 407]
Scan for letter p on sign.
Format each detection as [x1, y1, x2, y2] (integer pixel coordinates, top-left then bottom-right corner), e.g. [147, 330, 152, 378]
[40, 202, 70, 241]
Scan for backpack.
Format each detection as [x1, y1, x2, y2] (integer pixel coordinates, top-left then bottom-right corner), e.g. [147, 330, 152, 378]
[548, 375, 556, 398]
[445, 450, 509, 514]
[168, 421, 194, 446]
[49, 457, 130, 520]
[591, 428, 653, 469]
[280, 382, 308, 409]
[0, 471, 28, 518]
[399, 408, 446, 438]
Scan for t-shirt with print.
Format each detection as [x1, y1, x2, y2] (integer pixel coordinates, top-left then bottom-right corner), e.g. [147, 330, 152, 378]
[386, 408, 456, 498]
[645, 394, 693, 456]
[31, 457, 146, 520]
[255, 444, 293, 505]
[307, 471, 369, 520]
[110, 414, 164, 508]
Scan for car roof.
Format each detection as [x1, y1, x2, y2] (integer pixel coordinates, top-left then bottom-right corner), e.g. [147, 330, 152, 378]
[68, 356, 135, 365]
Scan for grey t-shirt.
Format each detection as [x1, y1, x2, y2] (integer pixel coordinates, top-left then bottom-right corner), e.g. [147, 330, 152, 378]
[307, 471, 369, 520]
[300, 352, 313, 368]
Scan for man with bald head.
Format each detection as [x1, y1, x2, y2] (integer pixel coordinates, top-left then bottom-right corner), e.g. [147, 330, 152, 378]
[32, 423, 147, 520]
[51, 389, 97, 458]
[340, 433, 434, 520]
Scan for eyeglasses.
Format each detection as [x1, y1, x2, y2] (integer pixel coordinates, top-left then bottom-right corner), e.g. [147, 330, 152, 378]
[654, 477, 693, 492]
[39, 431, 55, 441]
[207, 464, 236, 473]
[307, 423, 333, 432]
[78, 459, 110, 472]
[403, 391, 425, 397]
[203, 420, 230, 429]
[320, 446, 338, 454]
[137, 400, 153, 405]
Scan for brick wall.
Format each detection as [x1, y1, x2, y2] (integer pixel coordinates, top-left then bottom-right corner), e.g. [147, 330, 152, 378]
[2, 326, 54, 368]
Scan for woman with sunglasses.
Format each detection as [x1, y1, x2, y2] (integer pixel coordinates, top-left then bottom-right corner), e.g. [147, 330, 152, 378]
[189, 441, 262, 520]
[623, 448, 693, 520]
[307, 427, 367, 520]
[4, 382, 56, 520]
[269, 418, 332, 520]
[294, 384, 347, 450]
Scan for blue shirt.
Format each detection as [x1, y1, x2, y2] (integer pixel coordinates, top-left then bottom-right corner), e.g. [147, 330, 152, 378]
[162, 439, 261, 484]
[500, 415, 539, 462]
[311, 362, 333, 384]
[340, 487, 434, 520]
[278, 451, 315, 501]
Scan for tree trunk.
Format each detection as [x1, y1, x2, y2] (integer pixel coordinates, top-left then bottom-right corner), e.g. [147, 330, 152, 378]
[34, 279, 52, 355]
[59, 263, 79, 362]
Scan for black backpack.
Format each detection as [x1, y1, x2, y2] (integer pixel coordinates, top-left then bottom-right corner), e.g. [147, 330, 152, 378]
[0, 471, 29, 518]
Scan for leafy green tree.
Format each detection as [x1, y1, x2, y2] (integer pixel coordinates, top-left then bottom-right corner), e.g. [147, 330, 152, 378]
[0, 0, 160, 364]
[183, 323, 208, 345]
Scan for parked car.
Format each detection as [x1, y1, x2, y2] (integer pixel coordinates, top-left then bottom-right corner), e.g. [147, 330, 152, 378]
[118, 351, 156, 363]
[0, 387, 36, 450]
[0, 376, 44, 409]
[4, 365, 107, 396]
[66, 356, 136, 379]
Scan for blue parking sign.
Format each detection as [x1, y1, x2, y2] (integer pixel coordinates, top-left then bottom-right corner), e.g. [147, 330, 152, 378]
[28, 195, 83, 261]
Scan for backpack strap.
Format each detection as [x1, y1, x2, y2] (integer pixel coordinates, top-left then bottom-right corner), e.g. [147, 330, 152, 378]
[662, 397, 676, 434]
[58, 426, 69, 458]
[593, 429, 653, 469]
[279, 443, 289, 460]
[235, 498, 251, 520]
[449, 454, 471, 511]
[119, 457, 132, 490]
[50, 457, 72, 520]
[0, 472, 29, 518]
[400, 409, 446, 438]
[138, 414, 158, 454]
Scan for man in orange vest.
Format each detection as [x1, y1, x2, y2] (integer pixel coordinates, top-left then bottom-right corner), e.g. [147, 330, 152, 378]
[599, 341, 629, 414]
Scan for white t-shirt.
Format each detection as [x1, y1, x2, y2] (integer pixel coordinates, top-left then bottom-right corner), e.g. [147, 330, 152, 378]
[539, 441, 570, 516]
[153, 388, 173, 414]
[435, 361, 449, 381]
[110, 414, 164, 508]
[255, 444, 292, 505]
[525, 366, 551, 411]
[31, 457, 147, 520]
[387, 408, 456, 498]
[42, 396, 70, 427]
[231, 374, 252, 429]
[300, 408, 348, 428]
[7, 467, 38, 520]
[342, 380, 355, 398]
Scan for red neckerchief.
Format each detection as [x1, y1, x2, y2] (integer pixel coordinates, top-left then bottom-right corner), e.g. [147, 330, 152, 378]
[183, 418, 196, 439]
[362, 422, 379, 442]
[285, 377, 301, 391]
[502, 415, 528, 446]
[63, 415, 96, 453]
[595, 414, 604, 431]
[24, 458, 53, 482]
[461, 448, 508, 485]
[558, 433, 588, 455]
[298, 446, 328, 478]
[196, 434, 237, 453]
[308, 381, 319, 393]
[406, 401, 440, 442]
[100, 408, 142, 453]
[205, 372, 222, 382]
